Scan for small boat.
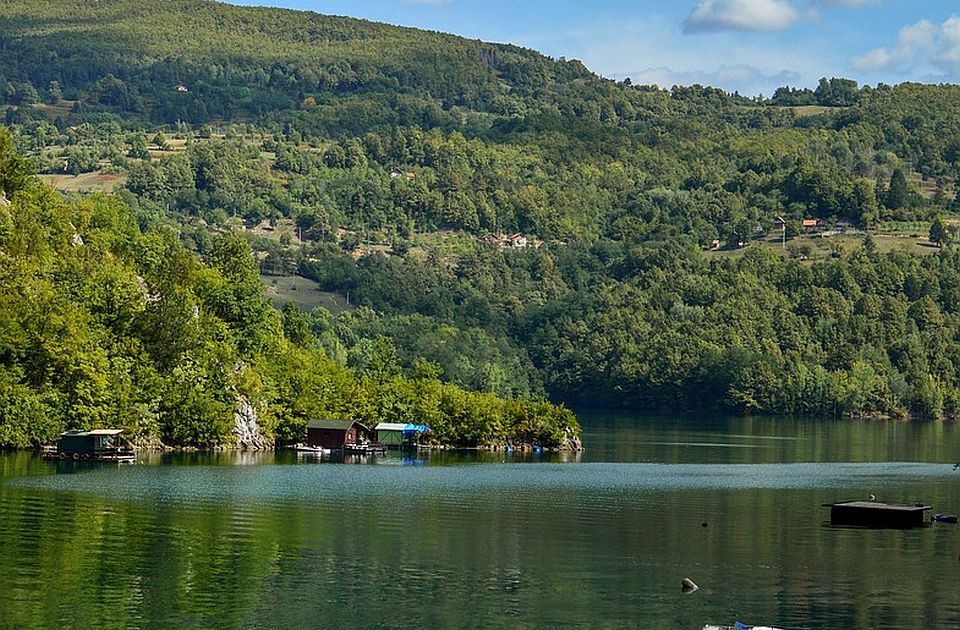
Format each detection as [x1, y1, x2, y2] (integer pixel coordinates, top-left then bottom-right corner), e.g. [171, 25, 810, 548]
[931, 514, 958, 524]
[343, 442, 387, 455]
[295, 444, 330, 455]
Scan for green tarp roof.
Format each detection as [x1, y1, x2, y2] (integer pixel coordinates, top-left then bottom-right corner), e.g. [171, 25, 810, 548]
[375, 423, 431, 433]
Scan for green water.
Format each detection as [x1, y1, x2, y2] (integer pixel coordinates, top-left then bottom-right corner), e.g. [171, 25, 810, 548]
[1, 413, 959, 629]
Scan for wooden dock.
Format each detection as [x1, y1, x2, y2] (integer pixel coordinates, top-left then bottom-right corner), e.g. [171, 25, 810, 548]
[823, 501, 931, 528]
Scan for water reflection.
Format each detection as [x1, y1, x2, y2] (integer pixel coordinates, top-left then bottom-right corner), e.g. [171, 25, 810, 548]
[0, 415, 958, 629]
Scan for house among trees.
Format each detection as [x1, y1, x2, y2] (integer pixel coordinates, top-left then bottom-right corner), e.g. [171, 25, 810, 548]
[505, 233, 528, 248]
[389, 167, 416, 180]
[482, 232, 530, 249]
[802, 219, 827, 232]
[773, 216, 786, 230]
[175, 84, 189, 93]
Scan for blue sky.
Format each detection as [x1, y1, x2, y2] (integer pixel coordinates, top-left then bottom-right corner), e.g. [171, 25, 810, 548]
[230, 0, 960, 96]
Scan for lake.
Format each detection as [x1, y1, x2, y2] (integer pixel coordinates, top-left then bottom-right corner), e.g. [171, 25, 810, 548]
[1, 413, 959, 629]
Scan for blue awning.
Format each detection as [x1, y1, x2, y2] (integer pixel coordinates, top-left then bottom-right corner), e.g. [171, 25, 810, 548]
[375, 423, 432, 433]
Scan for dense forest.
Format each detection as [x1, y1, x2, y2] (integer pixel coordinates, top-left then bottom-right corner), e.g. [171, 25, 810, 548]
[0, 128, 578, 449]
[5, 0, 960, 431]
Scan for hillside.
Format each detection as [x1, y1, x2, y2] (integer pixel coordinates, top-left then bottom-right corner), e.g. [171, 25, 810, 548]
[6, 1, 960, 421]
[0, 128, 579, 449]
[0, 0, 594, 123]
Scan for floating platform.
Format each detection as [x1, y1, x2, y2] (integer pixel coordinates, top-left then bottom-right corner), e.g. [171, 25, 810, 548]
[41, 449, 136, 462]
[40, 429, 136, 462]
[823, 501, 931, 528]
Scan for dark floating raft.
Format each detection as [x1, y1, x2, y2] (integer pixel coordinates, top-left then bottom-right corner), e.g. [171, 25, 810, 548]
[823, 501, 931, 528]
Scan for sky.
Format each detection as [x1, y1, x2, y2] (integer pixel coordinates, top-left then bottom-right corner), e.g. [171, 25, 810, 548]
[230, 0, 960, 96]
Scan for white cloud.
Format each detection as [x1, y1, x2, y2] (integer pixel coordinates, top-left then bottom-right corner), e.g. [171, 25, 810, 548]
[936, 15, 960, 74]
[683, 0, 803, 33]
[851, 16, 960, 77]
[555, 14, 828, 96]
[683, 0, 880, 34]
[815, 0, 879, 6]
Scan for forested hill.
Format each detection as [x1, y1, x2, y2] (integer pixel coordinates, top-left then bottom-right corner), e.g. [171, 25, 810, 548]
[7, 1, 960, 423]
[0, 128, 579, 449]
[0, 0, 595, 122]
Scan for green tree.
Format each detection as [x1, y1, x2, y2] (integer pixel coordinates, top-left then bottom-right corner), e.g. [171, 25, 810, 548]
[929, 215, 950, 248]
[46, 80, 62, 105]
[886, 168, 908, 210]
[0, 127, 34, 198]
[128, 133, 150, 159]
[152, 131, 170, 151]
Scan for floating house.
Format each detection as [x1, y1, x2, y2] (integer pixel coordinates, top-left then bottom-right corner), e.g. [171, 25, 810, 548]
[43, 429, 135, 462]
[375, 423, 432, 447]
[306, 420, 371, 450]
[823, 500, 931, 528]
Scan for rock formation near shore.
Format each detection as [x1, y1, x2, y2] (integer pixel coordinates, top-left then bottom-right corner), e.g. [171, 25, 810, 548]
[234, 397, 273, 450]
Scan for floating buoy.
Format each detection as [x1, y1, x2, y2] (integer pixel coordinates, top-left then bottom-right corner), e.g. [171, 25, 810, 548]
[681, 577, 699, 593]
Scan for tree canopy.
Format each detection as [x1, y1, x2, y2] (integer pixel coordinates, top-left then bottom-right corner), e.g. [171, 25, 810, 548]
[6, 1, 960, 423]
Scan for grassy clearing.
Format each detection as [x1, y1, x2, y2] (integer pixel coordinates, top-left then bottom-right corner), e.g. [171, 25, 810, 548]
[410, 229, 482, 257]
[783, 105, 839, 116]
[38, 170, 127, 193]
[32, 102, 74, 119]
[907, 172, 955, 200]
[261, 274, 353, 314]
[708, 231, 939, 262]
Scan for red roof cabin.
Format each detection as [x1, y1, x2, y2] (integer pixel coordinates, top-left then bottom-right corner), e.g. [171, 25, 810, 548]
[306, 420, 371, 450]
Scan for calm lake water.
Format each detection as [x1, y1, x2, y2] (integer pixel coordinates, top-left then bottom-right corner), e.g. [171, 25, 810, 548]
[1, 413, 959, 629]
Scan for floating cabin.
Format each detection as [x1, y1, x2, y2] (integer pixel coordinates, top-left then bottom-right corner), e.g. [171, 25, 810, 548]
[43, 429, 135, 462]
[823, 501, 931, 528]
[306, 420, 371, 450]
[375, 423, 431, 448]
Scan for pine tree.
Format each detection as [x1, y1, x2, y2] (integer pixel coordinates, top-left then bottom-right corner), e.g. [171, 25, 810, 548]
[886, 168, 908, 210]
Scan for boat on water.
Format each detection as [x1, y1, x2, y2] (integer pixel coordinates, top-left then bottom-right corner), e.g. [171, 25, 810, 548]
[343, 442, 387, 455]
[41, 429, 136, 462]
[294, 444, 330, 455]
